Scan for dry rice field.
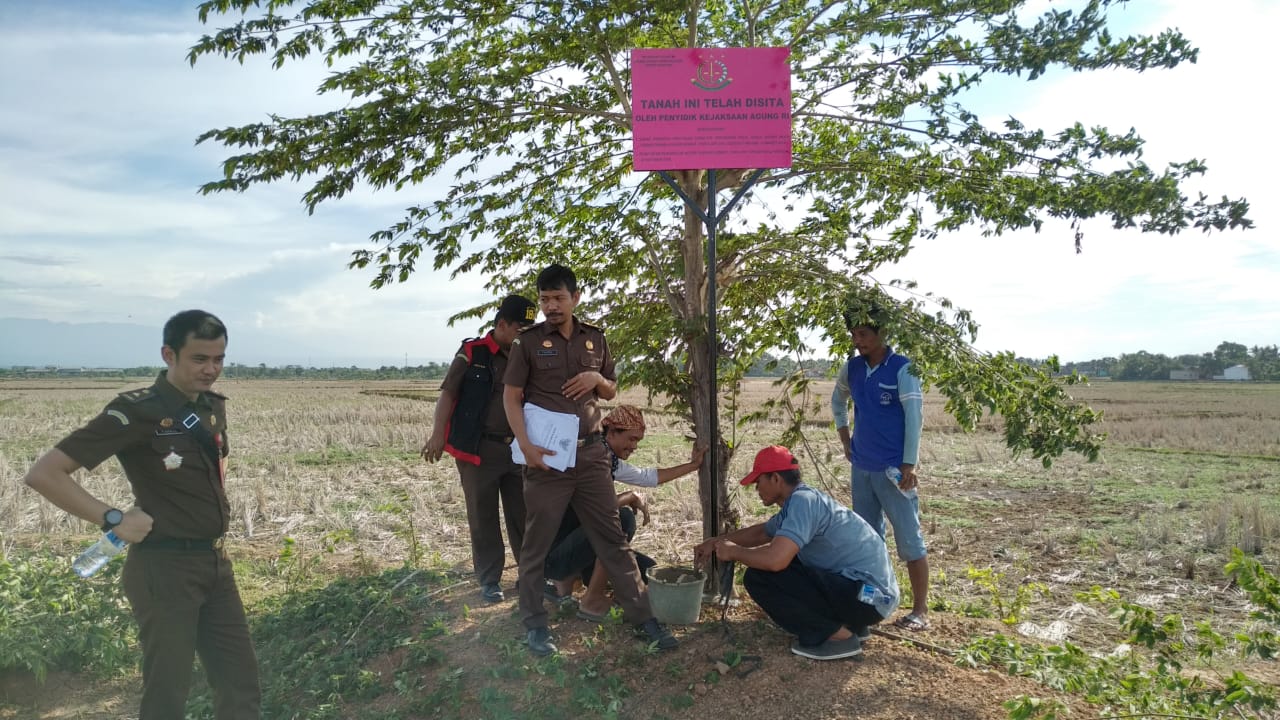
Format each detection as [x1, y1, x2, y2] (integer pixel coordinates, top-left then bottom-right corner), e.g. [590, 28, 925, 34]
[2, 378, 1280, 661]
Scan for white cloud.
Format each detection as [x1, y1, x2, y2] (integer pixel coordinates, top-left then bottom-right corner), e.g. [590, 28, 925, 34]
[889, 0, 1280, 360]
[0, 1, 1274, 366]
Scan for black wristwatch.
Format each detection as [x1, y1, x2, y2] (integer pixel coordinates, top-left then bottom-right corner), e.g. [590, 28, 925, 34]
[102, 508, 124, 532]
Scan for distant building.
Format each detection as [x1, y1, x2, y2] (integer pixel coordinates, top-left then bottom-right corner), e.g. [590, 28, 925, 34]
[1170, 369, 1198, 381]
[1214, 364, 1251, 381]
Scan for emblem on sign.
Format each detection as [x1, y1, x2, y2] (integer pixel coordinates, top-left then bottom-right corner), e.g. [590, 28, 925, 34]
[691, 55, 732, 91]
[163, 451, 183, 470]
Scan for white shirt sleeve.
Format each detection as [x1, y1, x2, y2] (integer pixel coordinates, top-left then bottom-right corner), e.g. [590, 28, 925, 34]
[612, 458, 659, 488]
[898, 362, 924, 465]
[831, 360, 852, 430]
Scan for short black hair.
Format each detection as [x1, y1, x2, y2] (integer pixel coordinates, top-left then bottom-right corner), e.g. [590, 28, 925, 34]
[537, 264, 578, 294]
[494, 294, 536, 325]
[163, 310, 227, 354]
[842, 305, 883, 335]
[776, 468, 801, 486]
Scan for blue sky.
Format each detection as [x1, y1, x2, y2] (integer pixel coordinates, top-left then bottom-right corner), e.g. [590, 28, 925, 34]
[1, 1, 1276, 366]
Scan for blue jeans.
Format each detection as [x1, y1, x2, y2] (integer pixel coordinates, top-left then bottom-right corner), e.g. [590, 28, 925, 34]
[850, 466, 927, 562]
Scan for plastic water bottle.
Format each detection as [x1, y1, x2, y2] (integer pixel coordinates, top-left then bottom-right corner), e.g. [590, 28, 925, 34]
[886, 467, 917, 499]
[72, 531, 127, 578]
[859, 583, 894, 609]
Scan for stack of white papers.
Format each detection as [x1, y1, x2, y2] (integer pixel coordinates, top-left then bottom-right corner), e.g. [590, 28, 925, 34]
[510, 403, 579, 471]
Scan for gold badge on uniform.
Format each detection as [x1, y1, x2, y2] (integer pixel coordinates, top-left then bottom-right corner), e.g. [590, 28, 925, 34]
[585, 341, 594, 350]
[542, 339, 553, 348]
[159, 417, 173, 428]
[163, 451, 183, 471]
[210, 416, 217, 427]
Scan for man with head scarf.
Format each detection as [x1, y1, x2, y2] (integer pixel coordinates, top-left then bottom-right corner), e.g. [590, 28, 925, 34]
[544, 405, 705, 621]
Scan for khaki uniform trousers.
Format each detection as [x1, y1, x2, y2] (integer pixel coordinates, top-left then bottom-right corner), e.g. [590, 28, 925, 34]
[457, 437, 527, 586]
[123, 544, 261, 719]
[517, 441, 654, 629]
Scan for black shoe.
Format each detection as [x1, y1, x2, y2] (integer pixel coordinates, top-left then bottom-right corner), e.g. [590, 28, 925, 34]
[481, 583, 504, 603]
[526, 627, 557, 656]
[635, 552, 657, 584]
[635, 618, 678, 651]
[856, 626, 872, 642]
[789, 634, 863, 660]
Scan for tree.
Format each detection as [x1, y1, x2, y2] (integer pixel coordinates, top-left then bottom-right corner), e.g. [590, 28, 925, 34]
[1114, 350, 1174, 381]
[1248, 345, 1280, 382]
[1215, 341, 1250, 367]
[190, 0, 1250, 543]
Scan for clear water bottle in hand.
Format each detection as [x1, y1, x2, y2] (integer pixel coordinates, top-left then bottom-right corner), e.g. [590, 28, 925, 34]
[72, 531, 127, 578]
[886, 467, 917, 499]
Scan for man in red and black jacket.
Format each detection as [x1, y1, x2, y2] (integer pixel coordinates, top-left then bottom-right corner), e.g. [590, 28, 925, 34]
[422, 294, 537, 603]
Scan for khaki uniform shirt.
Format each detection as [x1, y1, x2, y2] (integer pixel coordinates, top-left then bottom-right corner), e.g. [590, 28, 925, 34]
[440, 332, 515, 436]
[504, 317, 615, 437]
[57, 372, 231, 540]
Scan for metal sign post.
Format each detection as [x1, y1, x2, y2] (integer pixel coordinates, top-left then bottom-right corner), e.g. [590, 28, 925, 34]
[632, 46, 791, 599]
[655, 167, 765, 590]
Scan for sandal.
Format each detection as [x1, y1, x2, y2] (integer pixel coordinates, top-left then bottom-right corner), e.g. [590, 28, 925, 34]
[576, 607, 609, 623]
[543, 582, 575, 607]
[892, 613, 930, 632]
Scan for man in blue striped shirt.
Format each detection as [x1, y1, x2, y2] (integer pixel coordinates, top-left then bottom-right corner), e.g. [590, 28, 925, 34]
[831, 309, 930, 631]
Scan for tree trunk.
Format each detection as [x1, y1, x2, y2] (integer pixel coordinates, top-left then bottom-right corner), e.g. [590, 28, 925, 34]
[677, 170, 740, 596]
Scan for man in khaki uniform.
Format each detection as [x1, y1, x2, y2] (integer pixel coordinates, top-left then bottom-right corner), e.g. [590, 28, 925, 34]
[503, 263, 677, 656]
[23, 310, 260, 719]
[421, 294, 537, 603]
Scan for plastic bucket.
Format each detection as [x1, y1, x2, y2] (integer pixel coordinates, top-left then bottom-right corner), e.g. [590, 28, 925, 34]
[648, 566, 705, 624]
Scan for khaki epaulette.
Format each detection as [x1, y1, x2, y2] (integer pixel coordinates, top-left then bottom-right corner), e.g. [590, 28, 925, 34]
[116, 387, 157, 403]
[578, 320, 602, 332]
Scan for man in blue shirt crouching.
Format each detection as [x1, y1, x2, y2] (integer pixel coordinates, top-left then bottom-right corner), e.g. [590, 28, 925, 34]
[694, 446, 900, 660]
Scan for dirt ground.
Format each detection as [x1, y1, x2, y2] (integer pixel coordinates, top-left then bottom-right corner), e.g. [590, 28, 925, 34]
[0, 565, 1085, 720]
[4, 379, 1277, 719]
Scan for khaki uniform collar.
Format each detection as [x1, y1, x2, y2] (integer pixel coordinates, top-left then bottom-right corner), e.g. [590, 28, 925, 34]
[155, 370, 215, 410]
[535, 316, 586, 337]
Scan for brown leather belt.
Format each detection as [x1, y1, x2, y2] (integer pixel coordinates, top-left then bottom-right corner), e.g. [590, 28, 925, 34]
[138, 537, 225, 551]
[483, 433, 515, 444]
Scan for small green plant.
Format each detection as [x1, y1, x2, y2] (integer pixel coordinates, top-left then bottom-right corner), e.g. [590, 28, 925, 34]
[376, 488, 422, 568]
[274, 535, 321, 593]
[1002, 695, 1069, 719]
[0, 553, 138, 681]
[967, 566, 1046, 625]
[966, 554, 1280, 720]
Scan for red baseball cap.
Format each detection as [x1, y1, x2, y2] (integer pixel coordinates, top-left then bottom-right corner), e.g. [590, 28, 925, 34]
[739, 445, 799, 485]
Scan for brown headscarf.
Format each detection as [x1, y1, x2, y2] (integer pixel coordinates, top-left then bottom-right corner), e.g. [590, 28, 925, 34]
[602, 405, 646, 433]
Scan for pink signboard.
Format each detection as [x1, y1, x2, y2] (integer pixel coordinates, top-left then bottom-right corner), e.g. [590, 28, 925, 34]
[631, 47, 792, 171]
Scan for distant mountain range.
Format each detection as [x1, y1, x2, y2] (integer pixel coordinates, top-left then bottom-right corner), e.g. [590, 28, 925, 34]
[0, 318, 442, 368]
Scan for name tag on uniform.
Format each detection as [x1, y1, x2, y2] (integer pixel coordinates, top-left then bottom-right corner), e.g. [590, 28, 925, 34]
[155, 429, 183, 437]
[537, 349, 558, 356]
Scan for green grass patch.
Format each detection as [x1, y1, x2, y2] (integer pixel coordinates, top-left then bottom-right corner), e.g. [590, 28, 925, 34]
[188, 566, 447, 718]
[0, 552, 138, 682]
[291, 446, 419, 466]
